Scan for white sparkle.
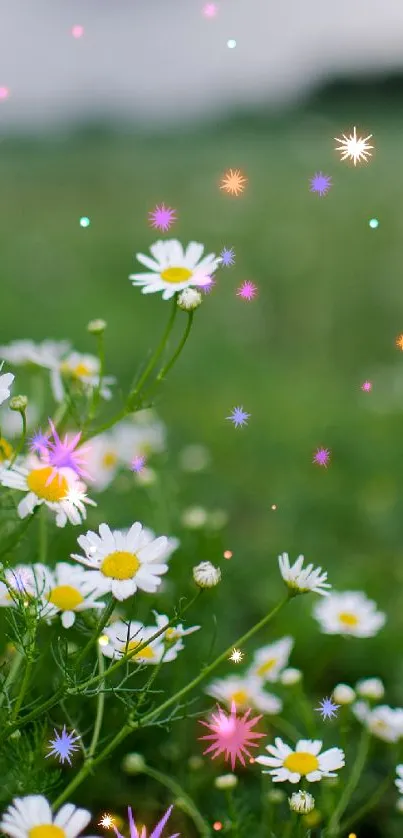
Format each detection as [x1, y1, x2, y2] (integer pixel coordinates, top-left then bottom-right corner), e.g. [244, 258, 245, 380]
[335, 126, 373, 166]
[229, 648, 243, 663]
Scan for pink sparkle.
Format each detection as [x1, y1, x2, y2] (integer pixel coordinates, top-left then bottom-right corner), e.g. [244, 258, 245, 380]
[236, 281, 258, 301]
[203, 3, 217, 17]
[199, 702, 265, 770]
[361, 381, 372, 392]
[131, 455, 146, 473]
[0, 87, 9, 100]
[313, 447, 331, 467]
[72, 25, 84, 38]
[148, 204, 177, 232]
[43, 420, 92, 481]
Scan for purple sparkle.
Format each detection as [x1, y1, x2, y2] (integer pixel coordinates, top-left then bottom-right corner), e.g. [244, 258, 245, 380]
[313, 447, 331, 467]
[315, 696, 340, 721]
[226, 406, 250, 428]
[310, 172, 332, 197]
[219, 247, 235, 267]
[199, 275, 216, 294]
[361, 381, 372, 392]
[131, 455, 146, 473]
[46, 725, 80, 765]
[236, 281, 257, 301]
[29, 429, 49, 455]
[148, 204, 177, 232]
[113, 806, 179, 838]
[45, 419, 91, 480]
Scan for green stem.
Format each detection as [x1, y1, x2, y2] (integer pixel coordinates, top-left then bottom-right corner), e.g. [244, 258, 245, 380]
[74, 597, 116, 667]
[339, 772, 391, 834]
[327, 729, 370, 835]
[144, 764, 211, 838]
[226, 790, 240, 838]
[11, 657, 33, 722]
[52, 596, 289, 809]
[0, 649, 24, 710]
[88, 645, 105, 759]
[127, 296, 178, 405]
[153, 310, 193, 385]
[0, 508, 39, 560]
[86, 332, 105, 425]
[38, 505, 48, 563]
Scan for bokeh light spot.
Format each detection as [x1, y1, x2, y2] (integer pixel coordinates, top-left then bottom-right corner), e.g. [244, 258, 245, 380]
[369, 218, 379, 228]
[80, 216, 90, 228]
[223, 550, 232, 559]
[0, 87, 9, 100]
[227, 39, 237, 49]
[213, 823, 222, 832]
[72, 25, 84, 38]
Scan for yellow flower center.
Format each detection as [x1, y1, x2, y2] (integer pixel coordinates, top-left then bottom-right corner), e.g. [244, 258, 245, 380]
[102, 451, 118, 468]
[126, 639, 155, 660]
[101, 550, 140, 580]
[29, 826, 65, 838]
[27, 467, 69, 502]
[230, 690, 249, 706]
[256, 657, 277, 677]
[160, 266, 193, 284]
[338, 612, 359, 627]
[47, 585, 84, 611]
[0, 437, 13, 462]
[284, 752, 319, 775]
[60, 361, 92, 379]
[165, 627, 179, 642]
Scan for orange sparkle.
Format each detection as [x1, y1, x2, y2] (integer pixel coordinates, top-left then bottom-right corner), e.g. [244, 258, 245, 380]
[396, 334, 403, 350]
[223, 550, 232, 559]
[220, 169, 247, 196]
[213, 823, 222, 831]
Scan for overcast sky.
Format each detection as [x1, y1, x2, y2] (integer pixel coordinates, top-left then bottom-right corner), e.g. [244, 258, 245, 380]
[1, 0, 403, 133]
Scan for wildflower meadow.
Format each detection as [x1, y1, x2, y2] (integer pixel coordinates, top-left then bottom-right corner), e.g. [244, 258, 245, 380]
[2, 67, 403, 838]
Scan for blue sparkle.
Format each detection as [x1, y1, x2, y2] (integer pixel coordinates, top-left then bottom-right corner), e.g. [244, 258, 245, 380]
[219, 247, 236, 267]
[310, 172, 332, 197]
[226, 406, 250, 428]
[46, 725, 80, 765]
[315, 696, 340, 721]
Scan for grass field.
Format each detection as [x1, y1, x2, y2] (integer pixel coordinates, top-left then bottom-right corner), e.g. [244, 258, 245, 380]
[1, 84, 403, 835]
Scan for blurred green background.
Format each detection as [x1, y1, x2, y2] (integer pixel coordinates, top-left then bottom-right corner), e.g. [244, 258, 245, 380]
[2, 81, 403, 836]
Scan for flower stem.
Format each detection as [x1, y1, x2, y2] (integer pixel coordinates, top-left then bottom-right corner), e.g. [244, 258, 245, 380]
[38, 504, 48, 562]
[127, 295, 178, 406]
[87, 645, 105, 759]
[339, 771, 391, 834]
[143, 764, 211, 838]
[0, 649, 24, 710]
[86, 331, 105, 424]
[327, 728, 370, 835]
[74, 597, 116, 667]
[154, 310, 193, 384]
[52, 596, 289, 809]
[11, 657, 33, 722]
[0, 508, 39, 560]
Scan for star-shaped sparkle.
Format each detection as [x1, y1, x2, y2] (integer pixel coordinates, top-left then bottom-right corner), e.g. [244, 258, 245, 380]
[396, 334, 403, 351]
[112, 806, 178, 838]
[220, 169, 247, 196]
[361, 381, 372, 392]
[46, 725, 80, 765]
[315, 696, 340, 721]
[229, 648, 243, 663]
[219, 247, 235, 267]
[199, 702, 265, 769]
[131, 454, 146, 473]
[148, 204, 177, 232]
[198, 275, 216, 294]
[29, 429, 49, 455]
[226, 406, 250, 428]
[99, 816, 115, 829]
[236, 281, 257, 301]
[310, 172, 332, 196]
[313, 447, 330, 467]
[335, 127, 373, 166]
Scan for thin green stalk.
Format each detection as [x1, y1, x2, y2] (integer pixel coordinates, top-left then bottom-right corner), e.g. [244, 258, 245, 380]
[38, 505, 48, 562]
[86, 331, 105, 425]
[127, 296, 178, 405]
[88, 645, 105, 759]
[144, 764, 211, 838]
[339, 772, 391, 834]
[52, 595, 289, 808]
[153, 310, 194, 384]
[74, 597, 116, 667]
[0, 649, 24, 710]
[226, 789, 240, 838]
[327, 729, 370, 835]
[11, 657, 33, 722]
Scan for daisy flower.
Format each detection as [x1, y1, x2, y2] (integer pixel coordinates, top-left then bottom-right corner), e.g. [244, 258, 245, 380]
[50, 351, 115, 404]
[313, 591, 386, 637]
[206, 674, 282, 715]
[0, 565, 36, 607]
[0, 339, 70, 367]
[81, 432, 120, 492]
[199, 702, 265, 769]
[100, 619, 177, 664]
[247, 636, 294, 683]
[0, 369, 14, 406]
[396, 765, 403, 795]
[129, 239, 219, 300]
[28, 562, 105, 628]
[256, 737, 345, 783]
[0, 795, 96, 838]
[278, 553, 331, 596]
[71, 522, 170, 600]
[0, 457, 96, 527]
[153, 610, 200, 653]
[353, 702, 403, 743]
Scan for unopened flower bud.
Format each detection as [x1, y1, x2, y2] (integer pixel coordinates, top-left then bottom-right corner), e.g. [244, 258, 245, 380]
[87, 319, 107, 334]
[193, 561, 221, 588]
[289, 791, 315, 815]
[9, 395, 28, 412]
[332, 683, 356, 705]
[121, 752, 146, 774]
[280, 667, 302, 686]
[177, 288, 202, 311]
[356, 677, 384, 700]
[214, 774, 238, 790]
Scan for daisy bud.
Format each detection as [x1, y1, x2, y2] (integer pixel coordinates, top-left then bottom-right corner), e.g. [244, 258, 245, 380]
[289, 791, 315, 815]
[193, 561, 221, 588]
[9, 395, 28, 412]
[214, 773, 238, 790]
[181, 506, 208, 529]
[332, 683, 356, 705]
[356, 677, 385, 700]
[267, 789, 286, 804]
[87, 318, 107, 334]
[177, 288, 202, 311]
[121, 752, 146, 774]
[280, 667, 302, 686]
